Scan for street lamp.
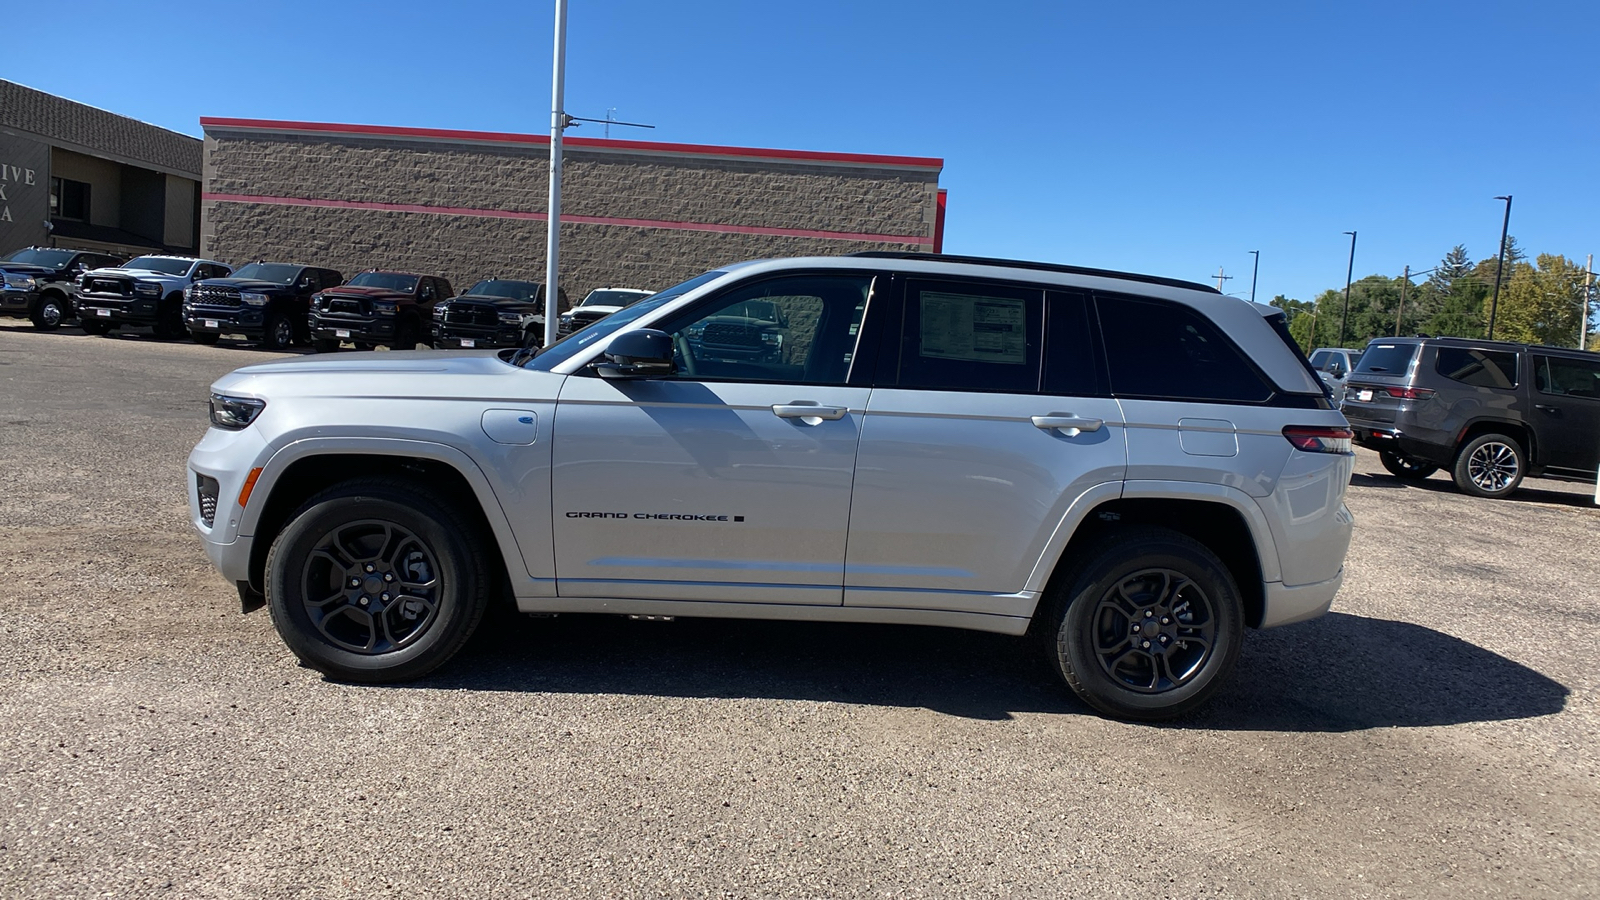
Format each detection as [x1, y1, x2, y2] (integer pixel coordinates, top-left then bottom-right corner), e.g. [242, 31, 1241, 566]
[1488, 195, 1512, 340]
[1338, 231, 1357, 346]
[1248, 250, 1260, 304]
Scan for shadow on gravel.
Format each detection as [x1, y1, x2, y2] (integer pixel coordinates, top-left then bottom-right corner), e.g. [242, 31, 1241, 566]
[404, 610, 1567, 729]
[1350, 471, 1596, 508]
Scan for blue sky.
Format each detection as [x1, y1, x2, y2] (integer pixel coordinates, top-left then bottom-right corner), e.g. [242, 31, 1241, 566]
[8, 0, 1596, 303]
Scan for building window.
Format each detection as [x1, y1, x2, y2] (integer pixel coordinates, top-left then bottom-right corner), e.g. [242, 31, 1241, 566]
[50, 177, 90, 222]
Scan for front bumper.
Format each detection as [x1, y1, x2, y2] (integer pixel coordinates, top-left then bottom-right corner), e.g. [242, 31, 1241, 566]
[310, 313, 396, 343]
[185, 306, 265, 338]
[77, 294, 162, 326]
[188, 425, 272, 585]
[431, 323, 523, 349]
[0, 286, 39, 317]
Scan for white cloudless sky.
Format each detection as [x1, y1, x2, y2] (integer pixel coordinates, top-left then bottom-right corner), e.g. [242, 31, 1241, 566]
[7, 0, 1596, 303]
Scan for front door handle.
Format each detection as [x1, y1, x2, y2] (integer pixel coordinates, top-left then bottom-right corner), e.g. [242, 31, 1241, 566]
[1032, 414, 1105, 437]
[773, 403, 848, 422]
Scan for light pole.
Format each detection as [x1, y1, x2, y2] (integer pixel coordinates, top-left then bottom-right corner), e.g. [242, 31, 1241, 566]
[543, 0, 572, 351]
[1338, 231, 1357, 346]
[1488, 195, 1512, 340]
[1248, 250, 1260, 304]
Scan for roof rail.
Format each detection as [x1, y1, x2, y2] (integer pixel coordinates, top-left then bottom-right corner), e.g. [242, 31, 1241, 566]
[845, 251, 1222, 294]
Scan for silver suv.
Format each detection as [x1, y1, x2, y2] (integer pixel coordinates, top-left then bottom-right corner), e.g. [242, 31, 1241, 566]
[188, 253, 1354, 720]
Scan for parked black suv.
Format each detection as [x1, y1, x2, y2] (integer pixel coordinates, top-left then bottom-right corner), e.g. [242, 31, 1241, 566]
[308, 271, 452, 352]
[0, 247, 124, 330]
[431, 279, 568, 349]
[1342, 336, 1600, 497]
[185, 263, 344, 350]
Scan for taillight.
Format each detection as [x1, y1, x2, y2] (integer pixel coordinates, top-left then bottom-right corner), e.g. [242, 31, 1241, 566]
[1283, 425, 1354, 454]
[1382, 387, 1434, 400]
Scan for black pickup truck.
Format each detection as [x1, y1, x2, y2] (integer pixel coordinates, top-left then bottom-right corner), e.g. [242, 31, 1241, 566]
[431, 278, 568, 349]
[308, 271, 453, 352]
[0, 247, 124, 330]
[184, 263, 344, 350]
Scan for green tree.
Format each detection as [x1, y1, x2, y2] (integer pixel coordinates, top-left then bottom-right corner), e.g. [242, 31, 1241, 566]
[1488, 254, 1588, 346]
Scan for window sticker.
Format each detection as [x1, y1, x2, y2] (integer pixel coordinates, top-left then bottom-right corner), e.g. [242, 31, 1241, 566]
[918, 291, 1026, 364]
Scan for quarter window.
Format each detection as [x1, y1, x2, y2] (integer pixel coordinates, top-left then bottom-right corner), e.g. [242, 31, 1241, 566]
[1096, 295, 1272, 403]
[1435, 347, 1518, 389]
[895, 279, 1042, 393]
[655, 273, 874, 386]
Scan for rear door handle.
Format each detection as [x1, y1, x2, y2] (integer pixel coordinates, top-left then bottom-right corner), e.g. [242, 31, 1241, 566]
[1534, 404, 1559, 413]
[1032, 414, 1104, 437]
[773, 403, 848, 422]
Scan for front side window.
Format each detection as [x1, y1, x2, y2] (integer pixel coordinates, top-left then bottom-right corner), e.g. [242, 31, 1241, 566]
[657, 273, 873, 386]
[1097, 295, 1272, 403]
[1435, 347, 1518, 389]
[895, 279, 1041, 393]
[1536, 356, 1600, 399]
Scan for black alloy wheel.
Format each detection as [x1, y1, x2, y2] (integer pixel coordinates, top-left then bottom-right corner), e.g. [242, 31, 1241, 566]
[30, 294, 67, 330]
[152, 297, 187, 340]
[1380, 450, 1438, 481]
[265, 478, 493, 682]
[262, 311, 294, 351]
[1048, 526, 1243, 721]
[1452, 433, 1525, 499]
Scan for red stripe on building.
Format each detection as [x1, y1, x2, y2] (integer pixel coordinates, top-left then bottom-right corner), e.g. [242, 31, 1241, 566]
[199, 117, 944, 170]
[934, 189, 948, 254]
[202, 193, 936, 246]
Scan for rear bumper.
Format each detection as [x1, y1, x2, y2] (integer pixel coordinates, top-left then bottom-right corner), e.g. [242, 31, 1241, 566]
[1260, 567, 1344, 628]
[1348, 424, 1455, 466]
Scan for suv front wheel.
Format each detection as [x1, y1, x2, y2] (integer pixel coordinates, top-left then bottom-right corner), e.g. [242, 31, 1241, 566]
[264, 478, 493, 682]
[1452, 433, 1525, 499]
[1048, 527, 1243, 721]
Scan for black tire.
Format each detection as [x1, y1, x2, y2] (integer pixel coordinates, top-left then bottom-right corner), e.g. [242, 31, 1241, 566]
[1047, 526, 1243, 721]
[30, 293, 69, 330]
[152, 295, 187, 340]
[312, 338, 341, 354]
[391, 319, 419, 351]
[264, 478, 493, 682]
[1380, 450, 1438, 481]
[191, 331, 221, 345]
[80, 320, 112, 336]
[354, 342, 375, 351]
[262, 310, 294, 351]
[1452, 433, 1525, 499]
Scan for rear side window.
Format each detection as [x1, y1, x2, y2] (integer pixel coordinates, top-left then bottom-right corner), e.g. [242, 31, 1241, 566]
[896, 279, 1041, 393]
[1354, 343, 1418, 375]
[1535, 356, 1600, 398]
[1096, 295, 1272, 403]
[1435, 347, 1518, 389]
[1042, 290, 1104, 396]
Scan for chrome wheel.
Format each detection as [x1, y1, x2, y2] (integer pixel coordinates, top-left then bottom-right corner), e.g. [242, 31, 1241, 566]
[1466, 441, 1519, 493]
[37, 299, 63, 327]
[300, 520, 441, 654]
[1091, 568, 1216, 694]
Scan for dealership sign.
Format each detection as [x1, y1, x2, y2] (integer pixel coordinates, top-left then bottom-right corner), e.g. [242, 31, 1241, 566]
[0, 130, 50, 252]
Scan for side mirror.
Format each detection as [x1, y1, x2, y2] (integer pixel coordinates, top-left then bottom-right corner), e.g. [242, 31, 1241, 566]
[593, 329, 676, 380]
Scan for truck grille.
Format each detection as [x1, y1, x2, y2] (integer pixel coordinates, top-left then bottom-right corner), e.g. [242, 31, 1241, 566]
[446, 304, 499, 328]
[326, 297, 367, 316]
[702, 322, 764, 348]
[191, 285, 242, 308]
[83, 277, 131, 296]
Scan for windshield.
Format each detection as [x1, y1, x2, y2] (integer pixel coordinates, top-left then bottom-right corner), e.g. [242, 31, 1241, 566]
[582, 289, 652, 308]
[466, 280, 541, 301]
[231, 263, 302, 285]
[523, 270, 728, 370]
[2, 248, 74, 267]
[1354, 342, 1420, 375]
[347, 272, 419, 292]
[123, 256, 194, 275]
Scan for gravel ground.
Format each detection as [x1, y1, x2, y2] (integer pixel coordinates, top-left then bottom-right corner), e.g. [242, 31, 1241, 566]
[1, 321, 1597, 899]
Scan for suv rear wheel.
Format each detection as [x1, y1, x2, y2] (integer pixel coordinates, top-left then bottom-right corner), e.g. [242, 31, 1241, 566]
[1048, 527, 1243, 721]
[1380, 450, 1438, 481]
[264, 478, 493, 682]
[1452, 433, 1525, 498]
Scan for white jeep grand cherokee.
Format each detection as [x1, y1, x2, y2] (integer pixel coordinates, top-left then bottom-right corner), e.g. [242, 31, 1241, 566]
[188, 253, 1353, 720]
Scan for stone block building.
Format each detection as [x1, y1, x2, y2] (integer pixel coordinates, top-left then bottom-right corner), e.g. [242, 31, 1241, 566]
[200, 118, 945, 297]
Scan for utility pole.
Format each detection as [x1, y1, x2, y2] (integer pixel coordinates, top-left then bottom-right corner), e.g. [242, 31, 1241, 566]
[1339, 231, 1357, 346]
[1214, 267, 1232, 291]
[543, 0, 571, 351]
[1248, 250, 1260, 304]
[1583, 253, 1594, 352]
[1395, 265, 1409, 336]
[1488, 195, 1512, 340]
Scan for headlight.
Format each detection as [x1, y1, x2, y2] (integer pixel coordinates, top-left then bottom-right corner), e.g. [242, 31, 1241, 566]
[311, 293, 325, 310]
[135, 282, 161, 296]
[183, 285, 193, 300]
[240, 292, 268, 307]
[3, 273, 37, 290]
[373, 301, 398, 316]
[432, 304, 447, 319]
[209, 393, 266, 430]
[498, 311, 522, 325]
